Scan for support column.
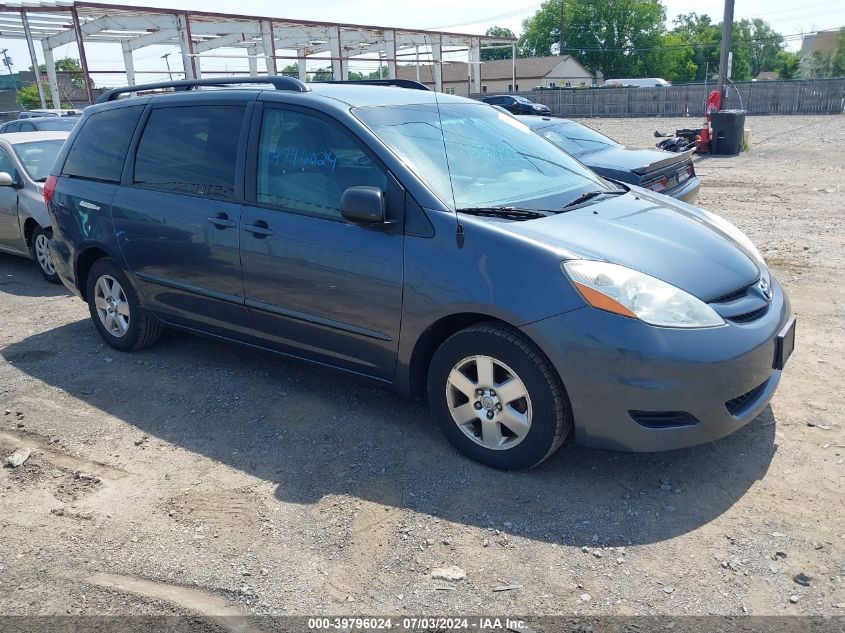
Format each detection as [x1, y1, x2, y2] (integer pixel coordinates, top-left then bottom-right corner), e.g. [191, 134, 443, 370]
[385, 30, 397, 79]
[121, 42, 135, 86]
[415, 46, 420, 82]
[297, 49, 307, 81]
[176, 14, 196, 80]
[260, 20, 276, 76]
[70, 7, 93, 104]
[42, 44, 61, 108]
[432, 36, 442, 93]
[329, 27, 342, 81]
[470, 38, 481, 94]
[247, 44, 259, 77]
[20, 11, 46, 109]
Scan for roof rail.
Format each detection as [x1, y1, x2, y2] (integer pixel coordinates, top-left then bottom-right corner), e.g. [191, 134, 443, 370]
[96, 76, 311, 103]
[315, 79, 430, 91]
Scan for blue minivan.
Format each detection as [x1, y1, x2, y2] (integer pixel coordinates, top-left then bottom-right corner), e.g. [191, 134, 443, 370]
[46, 78, 795, 470]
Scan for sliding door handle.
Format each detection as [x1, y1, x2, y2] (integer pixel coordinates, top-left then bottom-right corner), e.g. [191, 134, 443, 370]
[208, 216, 237, 229]
[79, 200, 100, 211]
[243, 222, 274, 237]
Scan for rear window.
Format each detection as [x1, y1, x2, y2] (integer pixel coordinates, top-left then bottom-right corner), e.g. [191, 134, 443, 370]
[62, 106, 143, 182]
[133, 105, 244, 200]
[13, 139, 65, 181]
[37, 118, 78, 131]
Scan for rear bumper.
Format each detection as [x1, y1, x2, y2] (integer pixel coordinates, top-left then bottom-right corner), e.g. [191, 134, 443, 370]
[48, 236, 81, 298]
[666, 175, 701, 202]
[520, 278, 791, 452]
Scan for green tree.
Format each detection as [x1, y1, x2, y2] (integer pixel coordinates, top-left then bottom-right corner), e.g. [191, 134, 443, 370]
[649, 32, 697, 83]
[670, 13, 722, 81]
[33, 56, 91, 89]
[747, 18, 784, 75]
[774, 51, 801, 79]
[17, 82, 48, 107]
[519, 0, 666, 79]
[481, 26, 517, 61]
[279, 63, 299, 76]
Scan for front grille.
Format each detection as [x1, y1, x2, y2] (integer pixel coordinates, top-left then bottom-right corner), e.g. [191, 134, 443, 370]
[728, 306, 769, 323]
[629, 411, 699, 429]
[725, 380, 768, 416]
[711, 284, 751, 303]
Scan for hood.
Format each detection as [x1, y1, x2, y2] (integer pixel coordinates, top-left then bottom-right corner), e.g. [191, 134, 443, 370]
[582, 146, 690, 175]
[500, 190, 760, 301]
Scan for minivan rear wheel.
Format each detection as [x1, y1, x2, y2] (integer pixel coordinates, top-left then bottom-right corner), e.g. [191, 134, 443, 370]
[427, 322, 572, 470]
[86, 258, 161, 352]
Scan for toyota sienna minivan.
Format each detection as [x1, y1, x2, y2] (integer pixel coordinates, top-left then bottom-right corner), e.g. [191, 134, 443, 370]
[46, 78, 795, 470]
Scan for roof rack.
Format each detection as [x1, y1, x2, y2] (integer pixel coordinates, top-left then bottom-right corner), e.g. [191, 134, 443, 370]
[96, 76, 310, 103]
[315, 79, 430, 91]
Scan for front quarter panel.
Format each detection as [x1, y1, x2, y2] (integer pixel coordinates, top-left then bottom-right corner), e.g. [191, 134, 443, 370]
[395, 209, 586, 392]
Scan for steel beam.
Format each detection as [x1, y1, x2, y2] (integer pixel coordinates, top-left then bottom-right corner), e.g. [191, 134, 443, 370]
[21, 11, 47, 109]
[41, 42, 61, 108]
[70, 6, 93, 104]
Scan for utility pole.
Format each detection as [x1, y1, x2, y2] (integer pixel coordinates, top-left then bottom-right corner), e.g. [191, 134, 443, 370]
[161, 53, 174, 81]
[716, 0, 734, 99]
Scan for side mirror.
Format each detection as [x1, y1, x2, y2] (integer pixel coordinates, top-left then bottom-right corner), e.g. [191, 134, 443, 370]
[0, 172, 14, 187]
[341, 186, 385, 224]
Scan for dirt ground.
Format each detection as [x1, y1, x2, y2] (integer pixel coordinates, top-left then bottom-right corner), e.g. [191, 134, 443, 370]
[0, 114, 843, 622]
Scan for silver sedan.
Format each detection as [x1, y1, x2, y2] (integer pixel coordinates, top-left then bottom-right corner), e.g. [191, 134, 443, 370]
[0, 131, 69, 283]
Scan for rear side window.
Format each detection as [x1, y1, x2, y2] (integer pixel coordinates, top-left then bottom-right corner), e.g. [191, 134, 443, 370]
[133, 105, 244, 200]
[62, 106, 143, 182]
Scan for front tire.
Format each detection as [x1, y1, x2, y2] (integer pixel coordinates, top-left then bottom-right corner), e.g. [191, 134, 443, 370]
[427, 322, 573, 470]
[30, 226, 60, 284]
[86, 258, 161, 352]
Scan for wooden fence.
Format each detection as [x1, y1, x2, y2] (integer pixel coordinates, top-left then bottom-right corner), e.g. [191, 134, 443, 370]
[471, 78, 845, 118]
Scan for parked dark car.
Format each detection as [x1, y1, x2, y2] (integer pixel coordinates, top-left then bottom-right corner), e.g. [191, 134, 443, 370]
[46, 78, 793, 470]
[0, 131, 69, 282]
[519, 116, 700, 201]
[0, 116, 80, 133]
[482, 94, 551, 115]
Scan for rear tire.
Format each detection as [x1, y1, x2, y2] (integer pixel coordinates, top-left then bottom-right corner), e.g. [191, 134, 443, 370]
[30, 226, 60, 284]
[86, 258, 161, 352]
[427, 322, 572, 470]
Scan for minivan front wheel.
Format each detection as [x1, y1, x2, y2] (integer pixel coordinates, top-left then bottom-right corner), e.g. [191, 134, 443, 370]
[86, 258, 161, 352]
[427, 323, 572, 470]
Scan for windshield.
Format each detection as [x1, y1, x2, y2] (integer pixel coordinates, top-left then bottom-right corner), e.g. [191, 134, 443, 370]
[513, 96, 532, 104]
[36, 118, 78, 131]
[354, 103, 607, 210]
[539, 122, 620, 158]
[12, 139, 65, 181]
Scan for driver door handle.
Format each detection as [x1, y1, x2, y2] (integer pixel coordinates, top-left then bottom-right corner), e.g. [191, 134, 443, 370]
[243, 221, 274, 237]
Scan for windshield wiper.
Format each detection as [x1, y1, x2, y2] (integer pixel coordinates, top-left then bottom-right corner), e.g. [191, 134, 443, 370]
[562, 188, 627, 209]
[457, 206, 553, 220]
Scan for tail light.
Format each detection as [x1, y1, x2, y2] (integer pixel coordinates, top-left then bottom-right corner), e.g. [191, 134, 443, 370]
[649, 176, 669, 192]
[43, 174, 58, 205]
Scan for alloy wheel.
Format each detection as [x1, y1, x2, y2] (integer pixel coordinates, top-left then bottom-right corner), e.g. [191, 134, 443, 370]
[94, 275, 131, 337]
[445, 355, 533, 450]
[34, 233, 55, 277]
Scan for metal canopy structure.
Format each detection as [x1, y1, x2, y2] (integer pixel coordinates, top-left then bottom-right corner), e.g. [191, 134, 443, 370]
[0, 1, 515, 108]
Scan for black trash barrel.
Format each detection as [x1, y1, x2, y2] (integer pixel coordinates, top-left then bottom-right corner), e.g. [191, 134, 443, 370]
[710, 109, 746, 156]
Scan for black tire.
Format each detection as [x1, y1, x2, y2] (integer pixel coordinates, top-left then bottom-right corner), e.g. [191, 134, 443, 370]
[86, 257, 161, 352]
[427, 322, 573, 470]
[30, 225, 60, 284]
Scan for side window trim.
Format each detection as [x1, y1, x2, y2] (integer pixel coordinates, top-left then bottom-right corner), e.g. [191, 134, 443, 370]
[123, 101, 253, 202]
[0, 147, 18, 182]
[244, 102, 402, 226]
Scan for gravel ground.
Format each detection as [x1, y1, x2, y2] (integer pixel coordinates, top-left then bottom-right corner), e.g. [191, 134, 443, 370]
[0, 114, 843, 621]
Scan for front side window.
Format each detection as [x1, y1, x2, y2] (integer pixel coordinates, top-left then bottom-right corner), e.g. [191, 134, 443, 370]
[0, 148, 17, 180]
[540, 123, 620, 158]
[62, 105, 143, 182]
[134, 105, 244, 200]
[355, 102, 606, 210]
[13, 140, 65, 181]
[256, 108, 387, 219]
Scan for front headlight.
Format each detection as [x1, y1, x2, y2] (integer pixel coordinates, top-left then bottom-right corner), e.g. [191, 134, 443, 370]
[562, 260, 725, 328]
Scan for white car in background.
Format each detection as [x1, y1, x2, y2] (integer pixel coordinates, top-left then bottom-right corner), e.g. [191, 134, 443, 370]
[0, 131, 69, 282]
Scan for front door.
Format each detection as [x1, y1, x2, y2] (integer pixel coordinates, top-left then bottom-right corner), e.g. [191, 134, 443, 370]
[0, 147, 22, 250]
[112, 103, 250, 336]
[240, 106, 404, 380]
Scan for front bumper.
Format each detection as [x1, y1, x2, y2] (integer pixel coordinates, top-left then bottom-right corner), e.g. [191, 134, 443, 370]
[520, 279, 791, 451]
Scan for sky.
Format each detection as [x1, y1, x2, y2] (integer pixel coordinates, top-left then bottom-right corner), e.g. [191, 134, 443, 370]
[1, 0, 843, 88]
